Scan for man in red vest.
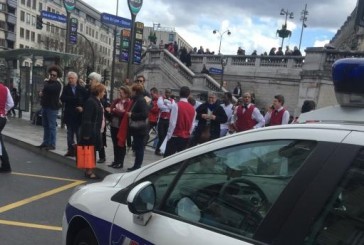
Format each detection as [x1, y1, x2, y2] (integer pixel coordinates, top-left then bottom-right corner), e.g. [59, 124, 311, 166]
[0, 82, 14, 173]
[234, 92, 265, 132]
[265, 94, 290, 126]
[164, 86, 196, 157]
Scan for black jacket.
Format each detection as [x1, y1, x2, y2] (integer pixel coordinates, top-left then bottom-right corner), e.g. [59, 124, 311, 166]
[79, 96, 104, 150]
[194, 102, 227, 140]
[60, 84, 88, 126]
[129, 94, 149, 136]
[41, 79, 62, 110]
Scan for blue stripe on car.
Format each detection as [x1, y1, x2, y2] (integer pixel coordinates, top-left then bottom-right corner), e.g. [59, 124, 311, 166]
[66, 203, 154, 245]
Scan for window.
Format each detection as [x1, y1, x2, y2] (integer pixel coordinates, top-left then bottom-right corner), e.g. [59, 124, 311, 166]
[25, 30, 30, 40]
[21, 0, 25, 4]
[26, 0, 31, 7]
[142, 140, 316, 239]
[0, 39, 5, 47]
[96, 31, 98, 39]
[80, 23, 83, 32]
[0, 21, 5, 29]
[37, 34, 41, 43]
[31, 31, 35, 42]
[20, 11, 25, 22]
[169, 33, 174, 42]
[46, 22, 50, 32]
[31, 15, 35, 26]
[0, 3, 5, 11]
[19, 44, 24, 48]
[305, 149, 364, 244]
[20, 28, 24, 38]
[32, 0, 36, 9]
[38, 2, 42, 11]
[26, 13, 30, 24]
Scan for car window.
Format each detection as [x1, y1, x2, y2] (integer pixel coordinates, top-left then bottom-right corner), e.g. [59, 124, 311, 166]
[304, 148, 364, 245]
[157, 140, 317, 239]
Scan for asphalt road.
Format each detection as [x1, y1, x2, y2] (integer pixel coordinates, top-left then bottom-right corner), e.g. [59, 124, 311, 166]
[0, 141, 98, 245]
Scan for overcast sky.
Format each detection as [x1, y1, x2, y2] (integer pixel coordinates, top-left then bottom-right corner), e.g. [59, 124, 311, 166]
[81, 0, 357, 55]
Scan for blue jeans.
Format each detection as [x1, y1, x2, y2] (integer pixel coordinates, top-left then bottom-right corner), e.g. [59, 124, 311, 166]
[42, 108, 58, 147]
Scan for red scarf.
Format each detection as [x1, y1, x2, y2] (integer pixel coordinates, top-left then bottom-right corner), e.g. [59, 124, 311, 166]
[117, 99, 134, 147]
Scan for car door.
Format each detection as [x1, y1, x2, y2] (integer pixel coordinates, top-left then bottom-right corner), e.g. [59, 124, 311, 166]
[110, 136, 329, 245]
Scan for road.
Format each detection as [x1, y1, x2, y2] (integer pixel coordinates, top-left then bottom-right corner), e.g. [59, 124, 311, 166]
[0, 141, 98, 245]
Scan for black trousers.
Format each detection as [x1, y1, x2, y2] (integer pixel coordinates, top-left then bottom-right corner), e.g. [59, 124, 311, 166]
[110, 126, 126, 165]
[164, 137, 189, 158]
[0, 117, 10, 170]
[156, 119, 169, 151]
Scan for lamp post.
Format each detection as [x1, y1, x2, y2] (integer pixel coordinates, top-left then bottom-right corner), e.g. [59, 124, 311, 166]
[277, 8, 294, 48]
[110, 0, 119, 101]
[220, 56, 227, 89]
[213, 29, 231, 55]
[299, 4, 308, 50]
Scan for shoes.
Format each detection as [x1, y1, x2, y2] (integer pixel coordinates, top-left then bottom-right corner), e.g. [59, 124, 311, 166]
[154, 150, 163, 156]
[37, 144, 48, 149]
[97, 158, 106, 163]
[64, 151, 75, 157]
[126, 167, 140, 172]
[84, 172, 99, 179]
[45, 146, 55, 150]
[108, 162, 123, 169]
[0, 167, 12, 173]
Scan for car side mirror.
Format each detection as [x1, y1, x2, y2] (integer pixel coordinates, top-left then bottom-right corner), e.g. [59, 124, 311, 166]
[127, 181, 156, 214]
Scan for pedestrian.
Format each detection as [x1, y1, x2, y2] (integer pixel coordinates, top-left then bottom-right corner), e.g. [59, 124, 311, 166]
[155, 88, 174, 156]
[164, 86, 196, 157]
[38, 65, 63, 150]
[191, 91, 227, 145]
[148, 87, 160, 148]
[126, 83, 149, 172]
[8, 82, 19, 117]
[220, 92, 234, 137]
[60, 71, 88, 157]
[233, 92, 265, 132]
[264, 94, 290, 126]
[0, 82, 14, 173]
[233, 82, 242, 99]
[108, 86, 131, 169]
[79, 83, 106, 179]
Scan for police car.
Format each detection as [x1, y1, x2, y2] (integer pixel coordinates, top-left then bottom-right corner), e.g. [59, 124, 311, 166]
[63, 58, 364, 245]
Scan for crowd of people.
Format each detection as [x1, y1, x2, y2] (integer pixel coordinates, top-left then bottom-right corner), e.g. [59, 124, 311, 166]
[0, 66, 316, 179]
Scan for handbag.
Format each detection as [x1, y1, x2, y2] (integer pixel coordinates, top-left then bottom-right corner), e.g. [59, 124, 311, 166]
[76, 145, 96, 169]
[129, 118, 148, 130]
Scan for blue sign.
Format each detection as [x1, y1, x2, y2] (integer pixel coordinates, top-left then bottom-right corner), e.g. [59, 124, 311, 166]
[101, 13, 131, 28]
[209, 67, 223, 75]
[69, 18, 78, 44]
[41, 11, 67, 23]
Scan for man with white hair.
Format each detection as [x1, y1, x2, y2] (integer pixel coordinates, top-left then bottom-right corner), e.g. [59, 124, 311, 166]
[60, 71, 88, 157]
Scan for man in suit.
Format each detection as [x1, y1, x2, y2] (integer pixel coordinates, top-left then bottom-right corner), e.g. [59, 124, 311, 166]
[60, 71, 88, 157]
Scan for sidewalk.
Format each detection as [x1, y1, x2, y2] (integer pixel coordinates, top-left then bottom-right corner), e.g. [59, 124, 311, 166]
[2, 112, 163, 178]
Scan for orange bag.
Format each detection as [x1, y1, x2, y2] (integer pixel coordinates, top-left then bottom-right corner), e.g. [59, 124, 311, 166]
[76, 145, 96, 169]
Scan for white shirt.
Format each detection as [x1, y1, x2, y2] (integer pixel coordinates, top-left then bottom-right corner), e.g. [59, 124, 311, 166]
[234, 103, 265, 129]
[5, 87, 14, 113]
[220, 103, 234, 130]
[264, 106, 290, 125]
[166, 98, 196, 141]
[157, 96, 174, 113]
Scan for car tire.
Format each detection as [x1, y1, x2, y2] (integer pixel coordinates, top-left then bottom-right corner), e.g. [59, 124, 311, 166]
[73, 227, 98, 245]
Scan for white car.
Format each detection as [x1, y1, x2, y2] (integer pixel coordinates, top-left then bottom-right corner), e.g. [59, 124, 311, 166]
[62, 58, 364, 245]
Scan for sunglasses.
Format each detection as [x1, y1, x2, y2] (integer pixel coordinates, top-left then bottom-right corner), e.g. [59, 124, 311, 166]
[50, 74, 57, 77]
[137, 79, 143, 83]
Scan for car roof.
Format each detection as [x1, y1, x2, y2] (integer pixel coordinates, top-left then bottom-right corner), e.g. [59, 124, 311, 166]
[297, 105, 364, 125]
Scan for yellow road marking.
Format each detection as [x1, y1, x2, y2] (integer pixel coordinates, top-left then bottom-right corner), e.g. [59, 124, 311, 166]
[0, 180, 85, 213]
[11, 172, 84, 182]
[0, 219, 62, 231]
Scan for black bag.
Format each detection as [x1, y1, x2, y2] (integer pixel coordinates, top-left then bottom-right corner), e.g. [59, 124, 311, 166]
[129, 118, 148, 130]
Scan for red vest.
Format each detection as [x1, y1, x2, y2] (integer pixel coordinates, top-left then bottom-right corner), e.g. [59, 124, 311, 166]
[270, 108, 286, 126]
[0, 84, 8, 116]
[148, 97, 160, 123]
[173, 101, 195, 138]
[235, 104, 257, 132]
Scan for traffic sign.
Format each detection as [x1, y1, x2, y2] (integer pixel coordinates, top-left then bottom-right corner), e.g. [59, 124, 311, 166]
[101, 13, 131, 28]
[128, 0, 143, 16]
[69, 18, 78, 44]
[64, 0, 76, 12]
[209, 67, 223, 75]
[41, 10, 67, 23]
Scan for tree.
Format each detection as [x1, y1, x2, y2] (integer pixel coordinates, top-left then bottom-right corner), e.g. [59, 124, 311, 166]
[148, 32, 157, 44]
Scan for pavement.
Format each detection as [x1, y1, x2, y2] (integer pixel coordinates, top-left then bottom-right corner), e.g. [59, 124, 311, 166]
[2, 111, 163, 178]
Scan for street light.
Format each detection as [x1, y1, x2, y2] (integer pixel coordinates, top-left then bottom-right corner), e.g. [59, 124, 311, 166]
[299, 4, 308, 50]
[220, 56, 228, 88]
[213, 29, 231, 55]
[277, 8, 294, 48]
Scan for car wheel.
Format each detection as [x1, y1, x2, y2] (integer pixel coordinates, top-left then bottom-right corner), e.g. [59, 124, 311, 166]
[73, 227, 98, 245]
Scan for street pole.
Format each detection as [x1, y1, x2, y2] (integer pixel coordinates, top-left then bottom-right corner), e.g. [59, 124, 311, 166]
[127, 15, 136, 80]
[110, 0, 119, 101]
[299, 4, 308, 50]
[218, 37, 222, 55]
